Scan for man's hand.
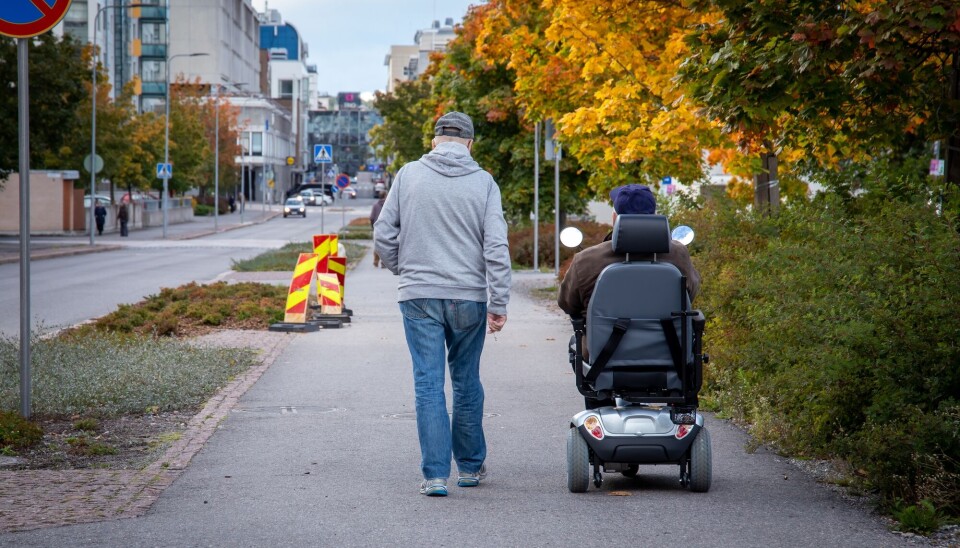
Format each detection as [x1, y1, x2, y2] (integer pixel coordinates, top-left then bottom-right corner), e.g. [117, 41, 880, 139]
[487, 312, 507, 334]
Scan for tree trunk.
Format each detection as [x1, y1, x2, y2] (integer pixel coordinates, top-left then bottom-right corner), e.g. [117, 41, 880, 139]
[754, 141, 779, 214]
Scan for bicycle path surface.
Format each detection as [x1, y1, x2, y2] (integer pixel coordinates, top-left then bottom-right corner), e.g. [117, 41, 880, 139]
[0, 248, 923, 547]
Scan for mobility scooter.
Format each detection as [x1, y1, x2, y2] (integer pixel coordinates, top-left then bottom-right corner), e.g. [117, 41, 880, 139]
[565, 214, 711, 493]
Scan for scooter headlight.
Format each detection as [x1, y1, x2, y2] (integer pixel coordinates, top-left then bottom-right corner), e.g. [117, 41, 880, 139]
[583, 415, 604, 440]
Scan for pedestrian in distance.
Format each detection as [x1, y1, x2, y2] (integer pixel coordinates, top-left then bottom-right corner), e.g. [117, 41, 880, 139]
[94, 203, 107, 236]
[117, 203, 129, 237]
[557, 183, 700, 409]
[374, 111, 512, 497]
[369, 195, 387, 268]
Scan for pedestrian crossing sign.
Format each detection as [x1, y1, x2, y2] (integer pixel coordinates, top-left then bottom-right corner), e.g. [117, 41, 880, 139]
[156, 163, 172, 179]
[314, 144, 333, 164]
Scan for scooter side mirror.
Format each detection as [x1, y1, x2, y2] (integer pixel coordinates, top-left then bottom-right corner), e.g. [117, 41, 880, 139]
[671, 225, 694, 246]
[560, 227, 583, 248]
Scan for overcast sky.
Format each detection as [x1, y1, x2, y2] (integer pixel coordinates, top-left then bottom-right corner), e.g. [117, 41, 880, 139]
[252, 0, 480, 96]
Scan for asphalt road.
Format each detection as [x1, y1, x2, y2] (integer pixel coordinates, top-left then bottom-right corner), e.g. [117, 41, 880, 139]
[0, 250, 913, 547]
[0, 200, 374, 338]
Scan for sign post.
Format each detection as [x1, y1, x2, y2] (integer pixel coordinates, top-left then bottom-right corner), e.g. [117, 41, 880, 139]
[1, 0, 75, 418]
[336, 173, 350, 229]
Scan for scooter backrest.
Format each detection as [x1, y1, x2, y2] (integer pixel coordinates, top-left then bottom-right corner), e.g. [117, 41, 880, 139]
[586, 214, 691, 392]
[611, 214, 670, 255]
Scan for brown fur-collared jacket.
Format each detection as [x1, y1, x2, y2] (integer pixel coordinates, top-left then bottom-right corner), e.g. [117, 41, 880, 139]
[557, 232, 700, 320]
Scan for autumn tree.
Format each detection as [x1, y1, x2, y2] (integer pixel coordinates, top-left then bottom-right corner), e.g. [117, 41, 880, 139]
[475, 0, 739, 201]
[428, 3, 590, 221]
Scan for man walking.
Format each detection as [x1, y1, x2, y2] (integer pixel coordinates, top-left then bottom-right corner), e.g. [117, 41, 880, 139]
[374, 112, 511, 497]
[369, 195, 387, 268]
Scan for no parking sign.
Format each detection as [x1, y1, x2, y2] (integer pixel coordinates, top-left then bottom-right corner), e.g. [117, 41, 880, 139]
[0, 0, 73, 39]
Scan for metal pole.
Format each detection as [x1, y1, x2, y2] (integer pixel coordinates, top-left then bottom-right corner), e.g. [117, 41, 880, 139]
[162, 4, 170, 239]
[18, 39, 32, 418]
[248, 129, 254, 216]
[89, 16, 98, 246]
[214, 84, 219, 231]
[554, 142, 561, 275]
[533, 121, 539, 272]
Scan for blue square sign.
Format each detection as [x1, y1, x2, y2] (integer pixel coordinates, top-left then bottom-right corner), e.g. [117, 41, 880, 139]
[314, 144, 333, 164]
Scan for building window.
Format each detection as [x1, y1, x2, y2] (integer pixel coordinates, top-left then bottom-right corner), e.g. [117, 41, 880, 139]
[279, 80, 293, 99]
[245, 131, 263, 156]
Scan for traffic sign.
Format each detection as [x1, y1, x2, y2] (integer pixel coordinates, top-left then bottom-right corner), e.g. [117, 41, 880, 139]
[286, 156, 295, 166]
[83, 154, 103, 175]
[314, 144, 333, 164]
[661, 176, 673, 186]
[0, 0, 74, 39]
[156, 163, 172, 179]
[335, 173, 350, 189]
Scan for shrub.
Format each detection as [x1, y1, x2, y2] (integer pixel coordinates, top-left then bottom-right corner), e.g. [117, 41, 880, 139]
[0, 410, 43, 450]
[0, 332, 259, 417]
[193, 204, 212, 216]
[509, 221, 610, 270]
[892, 500, 945, 535]
[64, 282, 289, 337]
[687, 188, 960, 515]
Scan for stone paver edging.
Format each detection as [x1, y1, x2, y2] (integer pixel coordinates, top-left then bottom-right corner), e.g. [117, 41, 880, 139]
[0, 330, 294, 533]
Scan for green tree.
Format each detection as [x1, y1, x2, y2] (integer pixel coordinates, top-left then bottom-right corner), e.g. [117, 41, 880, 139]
[0, 34, 90, 180]
[370, 79, 433, 173]
[163, 78, 213, 195]
[679, 0, 960, 188]
[60, 45, 139, 202]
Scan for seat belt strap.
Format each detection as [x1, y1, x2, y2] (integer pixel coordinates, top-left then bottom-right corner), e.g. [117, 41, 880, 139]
[584, 318, 630, 382]
[660, 318, 684, 375]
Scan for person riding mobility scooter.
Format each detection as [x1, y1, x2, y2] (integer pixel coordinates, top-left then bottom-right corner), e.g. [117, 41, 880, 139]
[561, 213, 711, 493]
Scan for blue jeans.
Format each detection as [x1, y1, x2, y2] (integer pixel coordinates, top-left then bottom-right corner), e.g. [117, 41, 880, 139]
[399, 299, 487, 480]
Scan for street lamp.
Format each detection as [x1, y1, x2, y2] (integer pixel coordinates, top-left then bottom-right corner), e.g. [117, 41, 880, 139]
[90, 3, 147, 245]
[212, 82, 248, 232]
[163, 51, 208, 238]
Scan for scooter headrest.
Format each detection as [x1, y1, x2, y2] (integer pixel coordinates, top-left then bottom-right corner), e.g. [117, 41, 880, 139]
[611, 214, 671, 254]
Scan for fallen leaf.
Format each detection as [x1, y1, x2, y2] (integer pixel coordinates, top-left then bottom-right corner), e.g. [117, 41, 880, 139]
[608, 491, 632, 496]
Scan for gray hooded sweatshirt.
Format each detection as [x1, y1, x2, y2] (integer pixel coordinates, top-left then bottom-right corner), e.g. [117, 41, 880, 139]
[374, 141, 511, 315]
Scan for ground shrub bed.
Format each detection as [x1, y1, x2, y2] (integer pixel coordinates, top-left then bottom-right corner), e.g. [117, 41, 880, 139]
[0, 332, 258, 418]
[680, 187, 960, 519]
[509, 220, 610, 270]
[231, 241, 365, 271]
[67, 282, 288, 337]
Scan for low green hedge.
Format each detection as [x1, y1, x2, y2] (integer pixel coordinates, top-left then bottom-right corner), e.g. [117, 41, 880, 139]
[678, 186, 960, 517]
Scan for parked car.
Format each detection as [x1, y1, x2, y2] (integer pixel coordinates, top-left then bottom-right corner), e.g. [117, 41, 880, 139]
[283, 197, 307, 218]
[301, 189, 333, 206]
[83, 195, 112, 208]
[299, 189, 318, 205]
[340, 187, 357, 199]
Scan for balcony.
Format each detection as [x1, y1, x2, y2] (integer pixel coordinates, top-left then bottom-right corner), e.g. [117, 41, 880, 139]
[140, 43, 166, 58]
[141, 81, 166, 96]
[138, 6, 167, 20]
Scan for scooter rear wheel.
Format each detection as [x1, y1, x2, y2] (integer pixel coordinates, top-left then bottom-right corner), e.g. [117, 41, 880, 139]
[567, 427, 590, 493]
[688, 427, 712, 492]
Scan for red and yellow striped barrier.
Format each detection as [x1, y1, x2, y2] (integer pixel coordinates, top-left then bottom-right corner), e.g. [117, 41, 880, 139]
[327, 256, 346, 301]
[284, 253, 318, 323]
[312, 234, 338, 274]
[317, 273, 342, 315]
